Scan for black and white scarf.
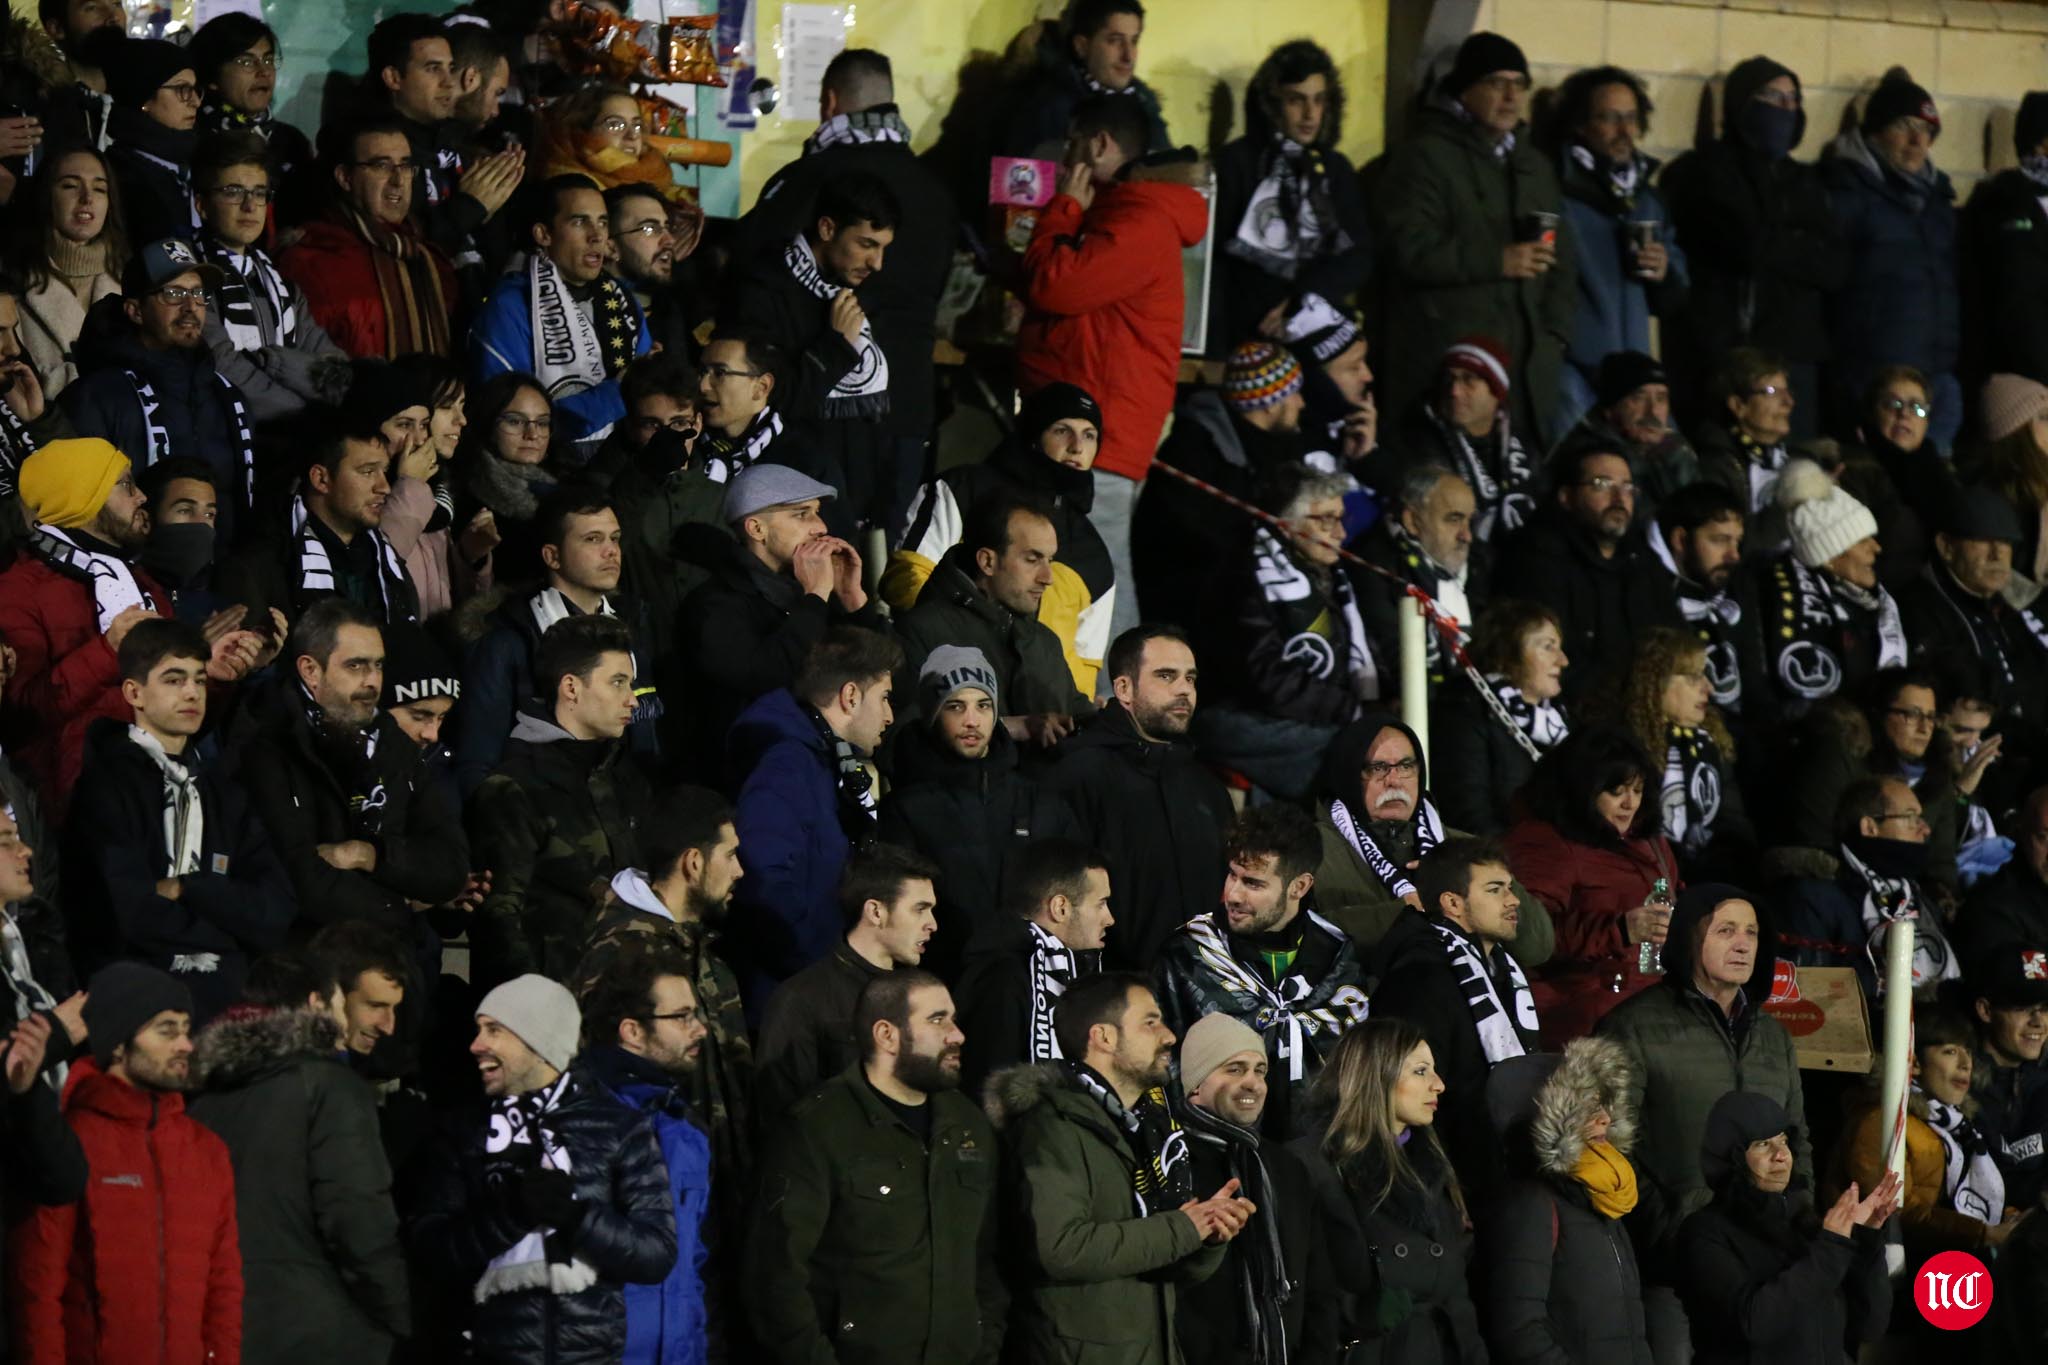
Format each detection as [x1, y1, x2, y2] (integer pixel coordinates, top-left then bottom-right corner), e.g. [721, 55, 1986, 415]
[1646, 517, 1745, 710]
[1388, 521, 1472, 656]
[804, 105, 911, 153]
[1177, 1098, 1292, 1365]
[291, 493, 414, 624]
[1425, 406, 1533, 541]
[1922, 560, 2048, 696]
[699, 408, 783, 485]
[1180, 910, 1366, 1083]
[529, 586, 616, 635]
[1067, 1061, 1193, 1215]
[1487, 674, 1569, 758]
[1918, 1085, 2005, 1224]
[528, 252, 637, 402]
[805, 700, 877, 841]
[1328, 794, 1443, 903]
[478, 1071, 598, 1301]
[1841, 841, 1957, 993]
[1252, 524, 1379, 699]
[1226, 133, 1352, 279]
[1731, 430, 1790, 516]
[128, 726, 203, 877]
[201, 237, 301, 353]
[0, 395, 40, 500]
[28, 525, 154, 631]
[1567, 141, 1643, 209]
[783, 235, 889, 418]
[1431, 917, 1537, 1065]
[1660, 726, 1725, 855]
[1766, 556, 1906, 701]
[1025, 922, 1081, 1065]
[127, 370, 256, 510]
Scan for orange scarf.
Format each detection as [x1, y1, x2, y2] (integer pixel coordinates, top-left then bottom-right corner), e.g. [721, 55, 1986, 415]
[1572, 1139, 1638, 1218]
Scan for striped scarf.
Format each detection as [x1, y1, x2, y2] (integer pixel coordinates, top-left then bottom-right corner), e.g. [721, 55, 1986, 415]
[200, 236, 299, 353]
[337, 203, 452, 359]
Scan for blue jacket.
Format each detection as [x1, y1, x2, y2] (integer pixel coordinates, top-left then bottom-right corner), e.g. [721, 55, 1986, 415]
[581, 1045, 712, 1365]
[470, 267, 651, 445]
[728, 688, 863, 1001]
[1819, 128, 1959, 386]
[1558, 147, 1688, 406]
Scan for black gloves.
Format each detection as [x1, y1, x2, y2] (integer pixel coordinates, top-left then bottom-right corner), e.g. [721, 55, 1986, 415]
[512, 1166, 586, 1236]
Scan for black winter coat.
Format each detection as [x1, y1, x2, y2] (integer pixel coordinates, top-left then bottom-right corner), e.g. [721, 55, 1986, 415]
[63, 718, 296, 1023]
[1898, 557, 2048, 746]
[1818, 130, 1960, 393]
[1351, 518, 1490, 698]
[1209, 132, 1371, 357]
[875, 721, 1081, 980]
[1956, 861, 2048, 966]
[1429, 672, 1539, 835]
[189, 1007, 411, 1364]
[1199, 528, 1376, 726]
[752, 939, 886, 1123]
[953, 916, 1090, 1098]
[105, 105, 198, 245]
[1963, 167, 2048, 384]
[1485, 1179, 1649, 1365]
[894, 545, 1091, 720]
[1491, 509, 1680, 701]
[1040, 702, 1233, 970]
[409, 1068, 679, 1365]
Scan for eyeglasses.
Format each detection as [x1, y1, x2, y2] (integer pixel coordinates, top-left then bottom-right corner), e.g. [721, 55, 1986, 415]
[1748, 384, 1786, 398]
[631, 415, 696, 434]
[351, 158, 420, 178]
[153, 285, 206, 305]
[1299, 512, 1345, 529]
[208, 184, 274, 206]
[230, 51, 279, 72]
[159, 81, 202, 104]
[1875, 809, 1929, 827]
[596, 116, 647, 137]
[1887, 705, 1938, 727]
[1879, 396, 1930, 419]
[640, 1010, 703, 1025]
[1476, 74, 1530, 95]
[1753, 87, 1801, 111]
[703, 363, 761, 381]
[497, 412, 553, 434]
[1363, 758, 1420, 779]
[613, 221, 671, 241]
[1579, 475, 1637, 497]
[1586, 109, 1641, 130]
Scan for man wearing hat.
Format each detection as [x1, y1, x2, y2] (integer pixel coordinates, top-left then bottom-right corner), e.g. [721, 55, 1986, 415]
[1378, 32, 1575, 444]
[886, 381, 1117, 695]
[1398, 334, 1538, 542]
[60, 238, 258, 542]
[1899, 485, 2048, 749]
[1965, 92, 2048, 386]
[0, 437, 267, 808]
[412, 973, 677, 1363]
[1555, 350, 1702, 523]
[102, 39, 202, 245]
[677, 462, 883, 766]
[1820, 70, 1962, 450]
[1172, 1011, 1339, 1364]
[1962, 945, 2048, 1211]
[14, 963, 243, 1365]
[1134, 340, 1315, 636]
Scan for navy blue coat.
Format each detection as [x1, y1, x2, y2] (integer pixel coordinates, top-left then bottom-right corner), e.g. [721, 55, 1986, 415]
[1557, 149, 1688, 419]
[1819, 131, 1959, 393]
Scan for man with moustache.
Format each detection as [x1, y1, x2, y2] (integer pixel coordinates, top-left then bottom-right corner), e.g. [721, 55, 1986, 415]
[1493, 444, 1679, 700]
[13, 963, 242, 1365]
[1646, 481, 1752, 719]
[576, 940, 717, 1365]
[0, 438, 268, 809]
[63, 239, 259, 542]
[1556, 352, 1701, 522]
[1172, 1013, 1339, 1364]
[1155, 804, 1368, 1138]
[747, 969, 1005, 1365]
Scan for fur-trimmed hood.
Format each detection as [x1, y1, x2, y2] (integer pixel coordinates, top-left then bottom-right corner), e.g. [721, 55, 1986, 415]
[983, 1061, 1074, 1130]
[1, 17, 76, 96]
[1487, 1037, 1638, 1176]
[193, 1005, 343, 1091]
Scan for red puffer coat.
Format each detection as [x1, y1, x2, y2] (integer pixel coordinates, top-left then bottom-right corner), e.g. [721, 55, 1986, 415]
[1505, 817, 1684, 1045]
[277, 214, 457, 361]
[10, 1059, 242, 1365]
[1015, 174, 1210, 481]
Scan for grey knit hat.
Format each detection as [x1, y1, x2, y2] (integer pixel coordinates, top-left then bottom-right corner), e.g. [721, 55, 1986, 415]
[477, 974, 581, 1072]
[918, 644, 1000, 719]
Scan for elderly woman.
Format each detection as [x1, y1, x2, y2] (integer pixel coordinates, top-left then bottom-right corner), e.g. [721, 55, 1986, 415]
[1754, 459, 1902, 719]
[1432, 597, 1570, 835]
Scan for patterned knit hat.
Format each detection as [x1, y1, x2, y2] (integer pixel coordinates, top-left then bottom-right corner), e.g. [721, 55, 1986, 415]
[1224, 341, 1304, 413]
[1442, 335, 1512, 403]
[1981, 373, 2048, 444]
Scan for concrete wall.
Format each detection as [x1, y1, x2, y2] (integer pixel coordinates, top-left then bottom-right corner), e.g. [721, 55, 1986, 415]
[1460, 0, 2048, 196]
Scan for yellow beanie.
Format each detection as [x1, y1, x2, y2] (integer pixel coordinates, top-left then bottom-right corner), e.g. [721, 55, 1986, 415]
[17, 438, 129, 530]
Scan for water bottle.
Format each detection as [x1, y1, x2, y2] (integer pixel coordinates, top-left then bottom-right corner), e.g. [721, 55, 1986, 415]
[1638, 877, 1672, 976]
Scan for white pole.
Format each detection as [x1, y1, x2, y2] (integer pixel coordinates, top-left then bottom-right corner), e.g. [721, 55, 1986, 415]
[1878, 918, 1916, 1189]
[1400, 595, 1429, 764]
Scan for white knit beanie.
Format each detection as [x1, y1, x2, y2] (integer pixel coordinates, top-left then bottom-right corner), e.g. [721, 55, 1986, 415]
[1776, 458, 1878, 569]
[477, 974, 582, 1072]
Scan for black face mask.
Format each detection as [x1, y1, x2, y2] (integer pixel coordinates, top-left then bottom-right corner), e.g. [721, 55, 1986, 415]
[139, 520, 214, 585]
[69, 26, 127, 73]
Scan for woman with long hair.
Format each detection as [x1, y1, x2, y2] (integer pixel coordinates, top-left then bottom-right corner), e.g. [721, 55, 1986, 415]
[1965, 373, 2048, 599]
[1506, 724, 1683, 1041]
[453, 370, 567, 576]
[10, 145, 127, 397]
[535, 80, 703, 251]
[1433, 598, 1571, 834]
[383, 355, 497, 617]
[1292, 1019, 1485, 1364]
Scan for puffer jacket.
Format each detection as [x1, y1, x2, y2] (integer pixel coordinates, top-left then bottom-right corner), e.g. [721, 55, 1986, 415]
[874, 720, 1081, 980]
[1480, 1040, 1653, 1365]
[1818, 126, 1960, 397]
[188, 1007, 410, 1364]
[467, 712, 651, 989]
[408, 1068, 679, 1365]
[1827, 1088, 1990, 1265]
[12, 1058, 242, 1365]
[894, 545, 1092, 719]
[984, 1063, 1224, 1365]
[1015, 172, 1211, 481]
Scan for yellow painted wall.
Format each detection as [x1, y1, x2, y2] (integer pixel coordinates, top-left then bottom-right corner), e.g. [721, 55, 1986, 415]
[733, 0, 1389, 203]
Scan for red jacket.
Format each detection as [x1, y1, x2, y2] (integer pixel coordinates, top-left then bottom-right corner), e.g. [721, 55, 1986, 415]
[10, 1059, 241, 1365]
[0, 551, 169, 813]
[277, 216, 457, 360]
[1015, 176, 1209, 481]
[1504, 817, 1683, 1045]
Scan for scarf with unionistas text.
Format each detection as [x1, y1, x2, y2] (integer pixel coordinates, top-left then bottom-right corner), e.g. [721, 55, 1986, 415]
[1068, 1061, 1193, 1214]
[127, 369, 255, 510]
[1431, 916, 1537, 1065]
[1917, 1084, 2005, 1224]
[805, 105, 911, 153]
[528, 251, 637, 402]
[783, 234, 890, 417]
[1024, 922, 1082, 1065]
[1328, 793, 1443, 901]
[1227, 133, 1352, 279]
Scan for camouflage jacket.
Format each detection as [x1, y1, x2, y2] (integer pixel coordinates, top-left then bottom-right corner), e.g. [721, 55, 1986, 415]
[466, 715, 650, 989]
